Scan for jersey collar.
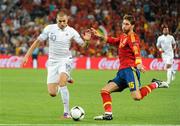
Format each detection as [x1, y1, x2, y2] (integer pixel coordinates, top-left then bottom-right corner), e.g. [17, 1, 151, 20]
[57, 24, 69, 31]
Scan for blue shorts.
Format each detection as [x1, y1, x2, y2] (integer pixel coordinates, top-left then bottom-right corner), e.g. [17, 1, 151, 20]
[108, 67, 141, 92]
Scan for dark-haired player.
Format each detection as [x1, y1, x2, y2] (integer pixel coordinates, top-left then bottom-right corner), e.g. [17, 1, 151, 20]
[91, 14, 169, 120]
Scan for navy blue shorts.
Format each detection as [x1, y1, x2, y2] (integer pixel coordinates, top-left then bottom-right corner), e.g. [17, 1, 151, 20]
[108, 67, 141, 92]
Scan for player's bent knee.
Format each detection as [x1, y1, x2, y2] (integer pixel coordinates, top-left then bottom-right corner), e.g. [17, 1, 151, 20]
[101, 88, 108, 93]
[132, 96, 142, 101]
[131, 94, 142, 101]
[49, 93, 56, 97]
[47, 83, 58, 97]
[100, 89, 110, 94]
[59, 83, 66, 87]
[133, 97, 141, 101]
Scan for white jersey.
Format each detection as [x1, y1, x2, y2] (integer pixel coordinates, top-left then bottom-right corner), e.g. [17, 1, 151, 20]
[157, 34, 176, 57]
[38, 24, 84, 61]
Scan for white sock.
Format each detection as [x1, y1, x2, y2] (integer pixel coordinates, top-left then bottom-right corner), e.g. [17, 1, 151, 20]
[171, 67, 176, 74]
[59, 86, 70, 114]
[105, 112, 112, 115]
[167, 68, 172, 84]
[33, 59, 38, 69]
[171, 67, 176, 81]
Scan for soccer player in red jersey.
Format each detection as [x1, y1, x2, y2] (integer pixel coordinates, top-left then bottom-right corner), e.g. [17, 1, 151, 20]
[91, 14, 169, 120]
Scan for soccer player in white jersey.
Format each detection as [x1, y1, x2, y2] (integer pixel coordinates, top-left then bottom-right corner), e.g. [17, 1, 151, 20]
[157, 24, 176, 85]
[21, 11, 91, 118]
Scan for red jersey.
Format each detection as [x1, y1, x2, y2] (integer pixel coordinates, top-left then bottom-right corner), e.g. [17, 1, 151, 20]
[107, 33, 142, 70]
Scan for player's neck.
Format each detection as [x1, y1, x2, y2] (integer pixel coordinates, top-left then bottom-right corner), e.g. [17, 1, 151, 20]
[58, 25, 68, 30]
[127, 31, 134, 35]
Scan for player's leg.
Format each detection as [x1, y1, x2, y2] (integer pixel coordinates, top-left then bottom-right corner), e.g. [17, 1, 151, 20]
[67, 76, 74, 84]
[58, 72, 71, 118]
[94, 82, 118, 120]
[94, 70, 128, 120]
[129, 67, 168, 101]
[171, 66, 176, 81]
[67, 58, 74, 84]
[122, 67, 142, 100]
[166, 64, 173, 84]
[47, 64, 59, 96]
[101, 82, 119, 113]
[163, 55, 174, 84]
[171, 59, 176, 81]
[139, 78, 169, 99]
[58, 58, 73, 118]
[47, 84, 58, 97]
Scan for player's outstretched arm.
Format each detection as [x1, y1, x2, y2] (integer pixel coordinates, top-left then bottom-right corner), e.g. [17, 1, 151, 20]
[21, 39, 40, 67]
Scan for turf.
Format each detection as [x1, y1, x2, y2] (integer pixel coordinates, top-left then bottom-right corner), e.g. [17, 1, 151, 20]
[0, 69, 180, 125]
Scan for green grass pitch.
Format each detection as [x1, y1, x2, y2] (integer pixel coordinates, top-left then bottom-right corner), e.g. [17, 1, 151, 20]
[0, 69, 180, 125]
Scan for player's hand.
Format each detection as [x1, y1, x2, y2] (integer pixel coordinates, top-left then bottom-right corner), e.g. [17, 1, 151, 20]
[21, 56, 28, 67]
[82, 29, 91, 41]
[137, 64, 146, 73]
[158, 48, 164, 53]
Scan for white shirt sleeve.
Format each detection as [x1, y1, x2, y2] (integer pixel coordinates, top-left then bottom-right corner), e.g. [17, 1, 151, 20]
[37, 25, 49, 41]
[72, 28, 84, 45]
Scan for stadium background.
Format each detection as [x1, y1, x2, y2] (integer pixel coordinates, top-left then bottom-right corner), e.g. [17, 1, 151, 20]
[0, 0, 180, 125]
[0, 0, 179, 59]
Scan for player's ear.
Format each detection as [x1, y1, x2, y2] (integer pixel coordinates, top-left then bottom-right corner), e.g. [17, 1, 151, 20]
[132, 24, 135, 29]
[66, 16, 70, 22]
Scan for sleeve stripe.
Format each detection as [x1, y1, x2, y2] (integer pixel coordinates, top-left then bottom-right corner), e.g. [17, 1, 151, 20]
[130, 34, 136, 43]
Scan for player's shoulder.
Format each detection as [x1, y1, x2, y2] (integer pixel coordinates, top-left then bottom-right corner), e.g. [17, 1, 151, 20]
[167, 34, 175, 39]
[48, 24, 59, 28]
[66, 26, 79, 35]
[66, 26, 77, 32]
[129, 32, 140, 42]
[44, 24, 57, 30]
[158, 34, 164, 39]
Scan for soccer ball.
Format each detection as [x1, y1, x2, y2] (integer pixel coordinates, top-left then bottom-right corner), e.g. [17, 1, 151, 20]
[70, 106, 85, 121]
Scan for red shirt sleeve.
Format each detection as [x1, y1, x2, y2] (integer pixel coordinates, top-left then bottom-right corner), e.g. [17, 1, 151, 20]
[107, 36, 120, 44]
[128, 33, 142, 65]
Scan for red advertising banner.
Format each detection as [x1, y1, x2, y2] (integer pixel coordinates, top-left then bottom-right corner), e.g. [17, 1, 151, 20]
[0, 55, 180, 70]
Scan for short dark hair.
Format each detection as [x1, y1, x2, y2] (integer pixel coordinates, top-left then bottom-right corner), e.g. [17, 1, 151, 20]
[57, 11, 67, 17]
[161, 23, 168, 29]
[123, 14, 135, 25]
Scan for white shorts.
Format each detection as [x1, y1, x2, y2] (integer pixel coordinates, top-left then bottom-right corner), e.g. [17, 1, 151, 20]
[47, 58, 73, 84]
[162, 54, 174, 65]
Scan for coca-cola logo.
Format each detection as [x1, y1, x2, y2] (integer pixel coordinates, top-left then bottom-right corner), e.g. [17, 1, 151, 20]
[150, 59, 180, 70]
[98, 58, 119, 69]
[0, 56, 23, 68]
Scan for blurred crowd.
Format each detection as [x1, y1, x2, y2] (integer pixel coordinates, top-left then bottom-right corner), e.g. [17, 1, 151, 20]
[0, 0, 179, 58]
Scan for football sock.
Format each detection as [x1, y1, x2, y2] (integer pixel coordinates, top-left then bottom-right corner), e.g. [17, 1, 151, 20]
[33, 59, 38, 69]
[140, 82, 157, 99]
[101, 90, 112, 113]
[59, 86, 70, 114]
[167, 68, 172, 84]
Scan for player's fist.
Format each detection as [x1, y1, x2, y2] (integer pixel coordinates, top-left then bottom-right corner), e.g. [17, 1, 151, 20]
[158, 48, 164, 53]
[137, 64, 146, 73]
